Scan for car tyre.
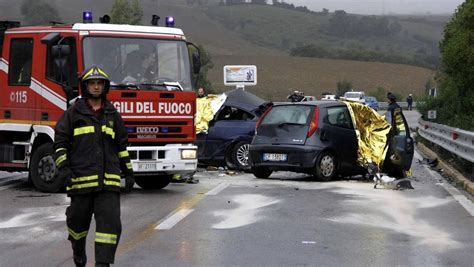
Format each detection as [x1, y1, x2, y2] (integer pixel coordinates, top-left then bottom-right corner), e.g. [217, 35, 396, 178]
[313, 151, 336, 181]
[230, 141, 251, 171]
[30, 143, 63, 193]
[251, 166, 272, 179]
[135, 174, 172, 190]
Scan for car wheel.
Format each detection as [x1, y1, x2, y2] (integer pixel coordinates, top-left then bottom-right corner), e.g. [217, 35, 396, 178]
[251, 166, 272, 179]
[29, 143, 63, 193]
[135, 174, 172, 190]
[314, 151, 336, 181]
[231, 141, 251, 171]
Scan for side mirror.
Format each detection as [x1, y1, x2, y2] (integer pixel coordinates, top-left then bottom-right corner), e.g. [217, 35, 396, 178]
[41, 32, 60, 45]
[192, 51, 201, 74]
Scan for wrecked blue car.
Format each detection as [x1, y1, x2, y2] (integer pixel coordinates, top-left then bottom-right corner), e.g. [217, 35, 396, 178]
[196, 89, 269, 170]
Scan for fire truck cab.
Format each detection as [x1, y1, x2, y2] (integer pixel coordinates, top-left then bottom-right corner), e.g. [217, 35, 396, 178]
[0, 17, 200, 192]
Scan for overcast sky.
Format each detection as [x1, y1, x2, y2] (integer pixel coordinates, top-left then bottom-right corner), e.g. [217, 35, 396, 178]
[284, 0, 465, 15]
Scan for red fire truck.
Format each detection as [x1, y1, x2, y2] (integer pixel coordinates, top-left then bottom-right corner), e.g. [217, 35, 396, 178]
[0, 14, 200, 192]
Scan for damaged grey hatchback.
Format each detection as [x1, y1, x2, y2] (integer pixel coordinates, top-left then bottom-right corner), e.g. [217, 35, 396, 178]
[249, 101, 413, 181]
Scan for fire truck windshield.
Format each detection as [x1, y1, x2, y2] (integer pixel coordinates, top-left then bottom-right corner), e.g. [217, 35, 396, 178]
[82, 37, 193, 91]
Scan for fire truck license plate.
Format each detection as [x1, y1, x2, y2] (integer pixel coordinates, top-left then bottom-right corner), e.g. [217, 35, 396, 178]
[137, 163, 157, 171]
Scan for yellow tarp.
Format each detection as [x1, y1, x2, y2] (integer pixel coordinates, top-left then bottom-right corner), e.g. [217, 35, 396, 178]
[195, 94, 227, 134]
[344, 101, 392, 169]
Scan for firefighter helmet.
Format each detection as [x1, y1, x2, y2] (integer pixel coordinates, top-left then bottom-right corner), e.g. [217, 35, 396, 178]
[80, 65, 110, 99]
[387, 92, 396, 101]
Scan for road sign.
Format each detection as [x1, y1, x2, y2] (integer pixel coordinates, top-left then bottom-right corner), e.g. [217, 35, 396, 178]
[427, 110, 437, 119]
[223, 65, 257, 87]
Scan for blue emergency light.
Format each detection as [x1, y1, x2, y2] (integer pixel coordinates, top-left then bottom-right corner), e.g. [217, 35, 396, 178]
[83, 11, 93, 23]
[165, 16, 175, 27]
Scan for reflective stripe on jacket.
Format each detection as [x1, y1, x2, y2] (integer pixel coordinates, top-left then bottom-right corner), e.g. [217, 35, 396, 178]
[54, 98, 133, 195]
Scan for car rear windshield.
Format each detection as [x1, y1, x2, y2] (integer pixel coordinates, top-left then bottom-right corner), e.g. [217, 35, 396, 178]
[261, 105, 313, 125]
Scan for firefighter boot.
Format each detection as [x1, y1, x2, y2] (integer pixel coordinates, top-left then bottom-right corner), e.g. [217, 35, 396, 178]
[73, 255, 87, 267]
[71, 237, 87, 267]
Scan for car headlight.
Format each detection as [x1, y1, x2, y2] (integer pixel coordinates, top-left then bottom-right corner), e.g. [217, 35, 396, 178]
[181, 149, 197, 159]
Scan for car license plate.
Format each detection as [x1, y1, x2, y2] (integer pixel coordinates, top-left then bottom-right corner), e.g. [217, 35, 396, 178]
[137, 162, 157, 171]
[263, 153, 287, 161]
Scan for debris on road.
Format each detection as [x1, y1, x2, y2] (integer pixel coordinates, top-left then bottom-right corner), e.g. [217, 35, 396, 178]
[368, 161, 414, 190]
[418, 157, 439, 168]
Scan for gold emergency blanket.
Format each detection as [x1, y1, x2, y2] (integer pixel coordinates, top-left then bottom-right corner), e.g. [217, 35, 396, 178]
[196, 95, 226, 134]
[344, 102, 392, 168]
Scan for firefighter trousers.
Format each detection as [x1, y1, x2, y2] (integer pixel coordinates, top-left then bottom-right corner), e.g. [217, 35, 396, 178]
[66, 191, 121, 264]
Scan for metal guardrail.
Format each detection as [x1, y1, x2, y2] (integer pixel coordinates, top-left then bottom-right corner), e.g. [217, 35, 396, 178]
[418, 118, 474, 163]
[378, 101, 418, 109]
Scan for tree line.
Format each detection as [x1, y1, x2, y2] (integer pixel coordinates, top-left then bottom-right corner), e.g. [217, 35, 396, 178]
[217, 0, 323, 14]
[419, 0, 474, 131]
[290, 44, 439, 70]
[325, 10, 402, 38]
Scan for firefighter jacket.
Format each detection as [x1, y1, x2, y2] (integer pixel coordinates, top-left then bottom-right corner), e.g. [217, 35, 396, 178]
[54, 98, 133, 195]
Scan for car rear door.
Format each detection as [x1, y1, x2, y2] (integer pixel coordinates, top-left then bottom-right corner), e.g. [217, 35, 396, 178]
[320, 105, 358, 169]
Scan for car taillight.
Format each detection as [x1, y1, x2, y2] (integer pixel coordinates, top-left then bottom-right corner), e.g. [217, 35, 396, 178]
[307, 106, 319, 137]
[255, 106, 273, 134]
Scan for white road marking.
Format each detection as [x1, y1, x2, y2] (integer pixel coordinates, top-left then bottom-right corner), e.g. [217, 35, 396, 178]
[205, 182, 230, 196]
[302, 241, 317, 244]
[154, 182, 232, 230]
[212, 194, 280, 229]
[0, 205, 66, 229]
[155, 209, 194, 230]
[328, 182, 461, 251]
[415, 151, 474, 216]
[438, 183, 474, 216]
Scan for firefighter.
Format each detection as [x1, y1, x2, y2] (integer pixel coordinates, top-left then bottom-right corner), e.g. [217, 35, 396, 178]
[54, 66, 134, 267]
[386, 92, 401, 113]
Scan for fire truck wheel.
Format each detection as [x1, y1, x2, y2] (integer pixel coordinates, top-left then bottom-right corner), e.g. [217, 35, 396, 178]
[135, 174, 172, 190]
[30, 143, 63, 193]
[230, 141, 251, 171]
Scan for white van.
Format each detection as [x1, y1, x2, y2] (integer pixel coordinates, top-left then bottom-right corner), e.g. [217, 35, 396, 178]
[321, 94, 336, 101]
[343, 91, 366, 104]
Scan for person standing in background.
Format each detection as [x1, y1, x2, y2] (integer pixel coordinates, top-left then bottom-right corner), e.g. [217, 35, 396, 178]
[197, 87, 206, 98]
[406, 94, 413, 110]
[387, 92, 401, 113]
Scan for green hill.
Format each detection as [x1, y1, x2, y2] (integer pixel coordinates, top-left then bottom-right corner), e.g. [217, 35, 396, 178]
[205, 4, 447, 69]
[0, 0, 441, 100]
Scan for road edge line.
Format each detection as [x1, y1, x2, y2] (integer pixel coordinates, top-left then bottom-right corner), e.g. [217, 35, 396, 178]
[415, 151, 474, 216]
[416, 143, 474, 196]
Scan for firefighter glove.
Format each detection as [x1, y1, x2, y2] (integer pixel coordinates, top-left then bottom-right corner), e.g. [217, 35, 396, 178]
[123, 173, 135, 193]
[58, 167, 74, 187]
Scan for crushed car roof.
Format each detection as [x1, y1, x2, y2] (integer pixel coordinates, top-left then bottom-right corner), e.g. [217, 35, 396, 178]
[224, 88, 267, 112]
